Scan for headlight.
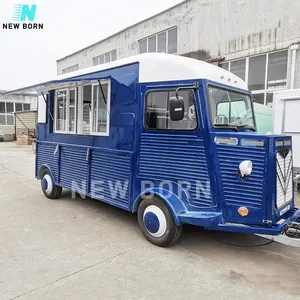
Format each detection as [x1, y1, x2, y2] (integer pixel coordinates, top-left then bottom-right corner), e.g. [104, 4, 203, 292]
[239, 160, 253, 177]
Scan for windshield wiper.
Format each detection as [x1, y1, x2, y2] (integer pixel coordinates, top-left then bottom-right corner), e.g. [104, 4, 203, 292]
[236, 125, 256, 131]
[213, 124, 239, 132]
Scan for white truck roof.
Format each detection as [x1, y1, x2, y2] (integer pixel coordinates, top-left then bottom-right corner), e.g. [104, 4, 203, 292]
[4, 53, 247, 95]
[56, 53, 247, 89]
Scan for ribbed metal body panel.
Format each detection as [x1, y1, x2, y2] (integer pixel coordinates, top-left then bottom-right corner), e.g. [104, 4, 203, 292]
[36, 141, 132, 209]
[276, 151, 293, 208]
[59, 147, 88, 189]
[36, 142, 58, 181]
[90, 151, 132, 209]
[139, 133, 213, 208]
[217, 145, 267, 209]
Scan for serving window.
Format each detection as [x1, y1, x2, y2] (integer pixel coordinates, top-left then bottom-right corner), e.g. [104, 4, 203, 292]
[53, 79, 111, 136]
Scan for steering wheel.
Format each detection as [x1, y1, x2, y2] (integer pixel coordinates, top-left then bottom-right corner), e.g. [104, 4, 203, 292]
[214, 114, 229, 125]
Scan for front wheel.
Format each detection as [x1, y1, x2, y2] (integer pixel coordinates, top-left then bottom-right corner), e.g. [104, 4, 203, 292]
[41, 170, 62, 199]
[137, 196, 182, 247]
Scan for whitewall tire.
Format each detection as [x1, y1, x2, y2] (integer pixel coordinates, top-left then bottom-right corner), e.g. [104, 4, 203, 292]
[138, 196, 182, 247]
[41, 170, 62, 199]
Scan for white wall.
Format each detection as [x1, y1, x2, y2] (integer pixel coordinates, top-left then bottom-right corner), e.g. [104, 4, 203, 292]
[0, 93, 37, 108]
[273, 89, 300, 168]
[57, 0, 300, 86]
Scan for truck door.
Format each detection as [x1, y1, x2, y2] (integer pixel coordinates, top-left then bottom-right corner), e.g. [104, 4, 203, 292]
[137, 84, 216, 209]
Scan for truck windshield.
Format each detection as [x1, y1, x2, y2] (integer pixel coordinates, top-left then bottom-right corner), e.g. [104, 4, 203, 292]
[208, 85, 255, 130]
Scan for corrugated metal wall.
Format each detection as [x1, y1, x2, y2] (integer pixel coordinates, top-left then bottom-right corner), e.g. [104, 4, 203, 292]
[15, 110, 37, 135]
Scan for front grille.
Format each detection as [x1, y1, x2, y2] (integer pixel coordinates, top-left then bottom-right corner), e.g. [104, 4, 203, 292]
[217, 145, 267, 209]
[276, 149, 293, 208]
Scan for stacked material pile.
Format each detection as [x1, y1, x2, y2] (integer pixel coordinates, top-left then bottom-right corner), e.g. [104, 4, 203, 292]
[16, 135, 32, 145]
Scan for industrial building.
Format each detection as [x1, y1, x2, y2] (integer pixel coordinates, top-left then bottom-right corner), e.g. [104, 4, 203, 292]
[56, 0, 300, 106]
[0, 91, 37, 139]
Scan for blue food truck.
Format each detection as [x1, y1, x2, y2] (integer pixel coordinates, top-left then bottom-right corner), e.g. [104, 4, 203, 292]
[7, 53, 300, 246]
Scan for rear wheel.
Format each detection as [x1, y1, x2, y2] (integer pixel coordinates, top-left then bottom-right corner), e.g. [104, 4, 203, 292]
[137, 196, 182, 247]
[41, 170, 62, 199]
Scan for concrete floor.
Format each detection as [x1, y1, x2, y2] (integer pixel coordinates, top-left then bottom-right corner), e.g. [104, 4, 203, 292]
[0, 142, 300, 300]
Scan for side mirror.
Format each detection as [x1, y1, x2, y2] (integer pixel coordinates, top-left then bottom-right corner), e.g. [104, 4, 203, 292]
[169, 96, 185, 121]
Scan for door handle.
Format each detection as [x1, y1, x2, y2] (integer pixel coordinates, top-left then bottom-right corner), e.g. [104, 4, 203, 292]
[86, 148, 90, 161]
[53, 144, 59, 155]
